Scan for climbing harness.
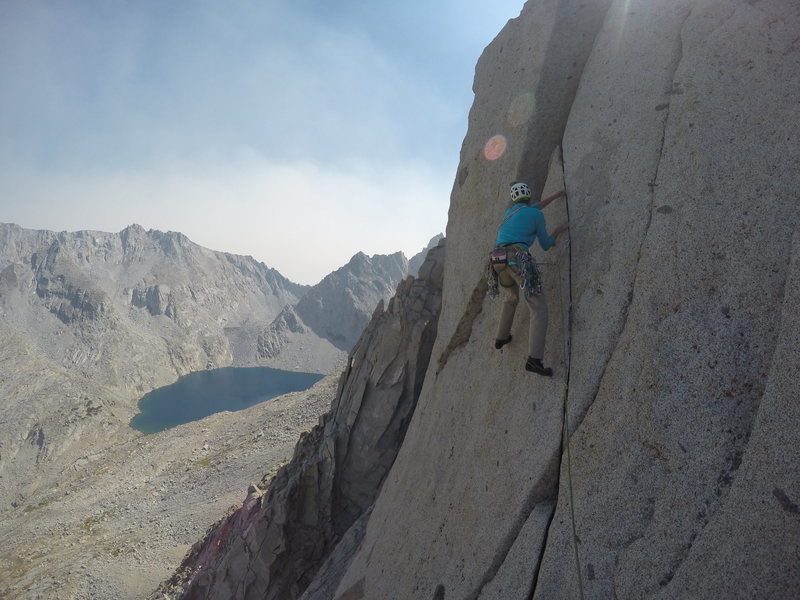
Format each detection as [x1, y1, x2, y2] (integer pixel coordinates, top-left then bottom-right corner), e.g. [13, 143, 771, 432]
[486, 245, 543, 300]
[489, 247, 511, 266]
[487, 201, 526, 298]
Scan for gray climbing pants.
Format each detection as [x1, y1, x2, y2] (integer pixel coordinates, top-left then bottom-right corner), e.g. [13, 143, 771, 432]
[494, 263, 548, 360]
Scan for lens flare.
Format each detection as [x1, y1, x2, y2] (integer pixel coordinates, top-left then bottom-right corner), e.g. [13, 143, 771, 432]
[483, 134, 507, 161]
[508, 93, 536, 126]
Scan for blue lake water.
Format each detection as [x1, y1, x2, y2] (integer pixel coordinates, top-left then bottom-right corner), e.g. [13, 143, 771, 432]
[130, 366, 325, 434]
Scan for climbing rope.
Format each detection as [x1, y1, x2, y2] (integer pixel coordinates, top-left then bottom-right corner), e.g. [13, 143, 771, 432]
[559, 184, 586, 600]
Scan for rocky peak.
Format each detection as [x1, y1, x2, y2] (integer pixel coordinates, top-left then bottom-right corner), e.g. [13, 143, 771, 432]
[0, 221, 444, 597]
[343, 250, 407, 281]
[294, 250, 411, 351]
[408, 233, 443, 277]
[256, 304, 307, 360]
[119, 223, 149, 252]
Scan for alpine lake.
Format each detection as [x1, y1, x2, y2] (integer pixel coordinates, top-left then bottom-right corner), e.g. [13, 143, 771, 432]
[130, 366, 325, 434]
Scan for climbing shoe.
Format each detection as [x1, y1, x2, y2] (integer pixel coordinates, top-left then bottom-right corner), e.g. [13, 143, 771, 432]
[525, 357, 553, 377]
[494, 335, 512, 349]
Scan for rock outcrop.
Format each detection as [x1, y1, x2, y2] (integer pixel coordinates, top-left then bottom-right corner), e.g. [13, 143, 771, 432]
[255, 251, 421, 372]
[409, 234, 444, 277]
[257, 305, 308, 359]
[294, 251, 410, 350]
[160, 0, 800, 598]
[155, 239, 445, 600]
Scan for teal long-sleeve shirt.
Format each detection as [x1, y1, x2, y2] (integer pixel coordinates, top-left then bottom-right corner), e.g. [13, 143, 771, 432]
[494, 202, 555, 250]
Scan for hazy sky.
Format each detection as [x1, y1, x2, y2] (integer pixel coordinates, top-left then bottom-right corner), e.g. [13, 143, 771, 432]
[1, 0, 522, 284]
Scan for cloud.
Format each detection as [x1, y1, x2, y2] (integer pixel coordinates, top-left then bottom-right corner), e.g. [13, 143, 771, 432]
[0, 0, 462, 173]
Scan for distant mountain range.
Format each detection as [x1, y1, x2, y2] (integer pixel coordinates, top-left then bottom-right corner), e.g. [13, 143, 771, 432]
[0, 222, 441, 373]
[0, 221, 441, 509]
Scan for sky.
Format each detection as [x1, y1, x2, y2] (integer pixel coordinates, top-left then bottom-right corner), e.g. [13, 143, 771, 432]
[0, 0, 523, 284]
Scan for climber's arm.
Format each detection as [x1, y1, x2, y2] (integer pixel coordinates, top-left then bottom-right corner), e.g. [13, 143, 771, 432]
[537, 190, 565, 211]
[534, 211, 556, 251]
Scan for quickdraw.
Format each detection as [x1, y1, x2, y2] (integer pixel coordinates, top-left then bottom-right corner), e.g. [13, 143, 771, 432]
[514, 249, 543, 298]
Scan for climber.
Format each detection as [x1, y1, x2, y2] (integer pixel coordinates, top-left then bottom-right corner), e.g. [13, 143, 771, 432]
[488, 181, 568, 376]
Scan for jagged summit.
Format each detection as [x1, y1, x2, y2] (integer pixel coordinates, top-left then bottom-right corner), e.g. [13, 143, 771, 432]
[409, 233, 443, 276]
[294, 249, 410, 350]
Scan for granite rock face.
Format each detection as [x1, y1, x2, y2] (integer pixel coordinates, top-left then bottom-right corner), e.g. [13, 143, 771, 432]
[330, 1, 800, 599]
[70, 0, 800, 596]
[155, 240, 445, 600]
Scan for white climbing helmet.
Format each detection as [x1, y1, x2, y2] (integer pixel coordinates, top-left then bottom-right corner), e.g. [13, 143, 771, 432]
[510, 181, 531, 202]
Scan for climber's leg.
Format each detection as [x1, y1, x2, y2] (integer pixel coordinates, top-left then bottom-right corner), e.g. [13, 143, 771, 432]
[524, 292, 548, 360]
[495, 267, 518, 348]
[523, 291, 552, 376]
